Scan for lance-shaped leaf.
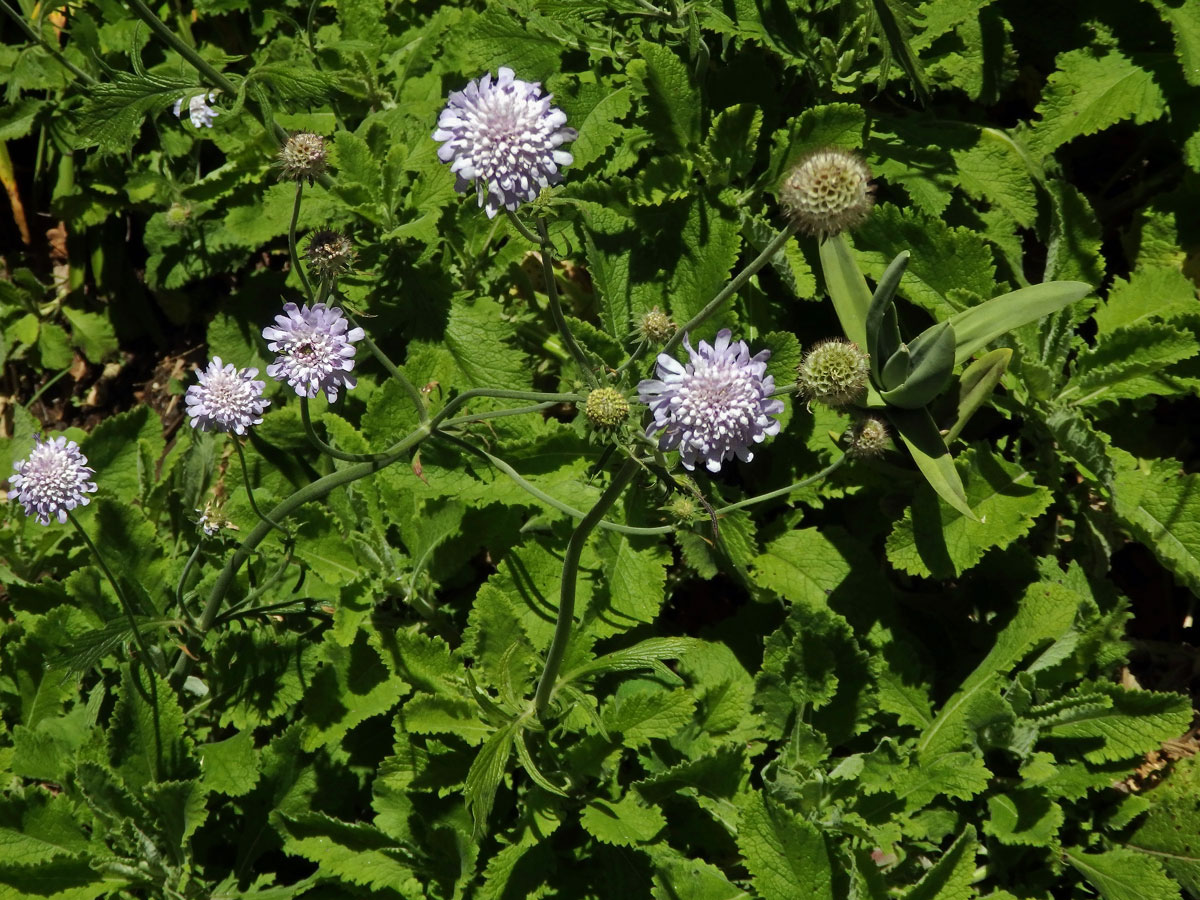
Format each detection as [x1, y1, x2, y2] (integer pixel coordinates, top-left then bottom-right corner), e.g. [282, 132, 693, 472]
[880, 321, 957, 409]
[820, 233, 873, 349]
[945, 348, 1012, 443]
[948, 281, 1092, 366]
[867, 251, 909, 384]
[889, 407, 976, 520]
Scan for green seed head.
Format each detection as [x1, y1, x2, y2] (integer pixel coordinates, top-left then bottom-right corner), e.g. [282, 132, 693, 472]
[798, 339, 870, 407]
[638, 307, 674, 344]
[779, 147, 874, 237]
[665, 495, 698, 524]
[279, 132, 328, 184]
[305, 230, 356, 281]
[848, 416, 890, 457]
[585, 387, 630, 428]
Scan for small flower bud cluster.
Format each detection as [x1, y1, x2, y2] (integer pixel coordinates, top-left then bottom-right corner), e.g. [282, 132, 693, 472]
[584, 387, 630, 429]
[279, 132, 328, 184]
[779, 147, 874, 237]
[798, 339, 870, 408]
[165, 202, 192, 229]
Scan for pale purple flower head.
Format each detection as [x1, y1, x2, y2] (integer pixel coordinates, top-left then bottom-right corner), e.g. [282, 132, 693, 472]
[173, 92, 219, 128]
[185, 357, 269, 434]
[9, 434, 98, 525]
[637, 330, 784, 473]
[433, 67, 577, 218]
[262, 302, 365, 402]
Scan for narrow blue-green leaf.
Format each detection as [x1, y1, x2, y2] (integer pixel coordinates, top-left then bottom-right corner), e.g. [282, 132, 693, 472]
[819, 232, 872, 349]
[889, 407, 975, 520]
[949, 281, 1092, 365]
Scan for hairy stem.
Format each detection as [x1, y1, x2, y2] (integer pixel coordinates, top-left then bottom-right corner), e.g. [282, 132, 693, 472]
[233, 439, 289, 536]
[533, 458, 639, 718]
[289, 182, 314, 302]
[343, 310, 429, 424]
[301, 396, 395, 462]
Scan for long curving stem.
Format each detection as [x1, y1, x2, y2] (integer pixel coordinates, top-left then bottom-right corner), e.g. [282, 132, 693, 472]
[289, 182, 314, 303]
[533, 458, 639, 718]
[535, 218, 598, 388]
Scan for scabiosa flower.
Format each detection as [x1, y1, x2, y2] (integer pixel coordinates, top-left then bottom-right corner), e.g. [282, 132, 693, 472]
[173, 92, 220, 129]
[433, 67, 577, 218]
[9, 435, 98, 525]
[638, 330, 784, 473]
[779, 147, 874, 237]
[262, 302, 365, 402]
[185, 357, 270, 434]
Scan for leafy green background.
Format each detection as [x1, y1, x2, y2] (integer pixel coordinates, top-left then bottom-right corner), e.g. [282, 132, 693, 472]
[1, 0, 1199, 898]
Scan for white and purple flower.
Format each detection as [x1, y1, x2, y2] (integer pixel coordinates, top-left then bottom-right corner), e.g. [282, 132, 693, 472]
[638, 330, 784, 473]
[173, 92, 220, 129]
[433, 67, 577, 218]
[9, 434, 98, 525]
[262, 302, 364, 403]
[185, 357, 269, 434]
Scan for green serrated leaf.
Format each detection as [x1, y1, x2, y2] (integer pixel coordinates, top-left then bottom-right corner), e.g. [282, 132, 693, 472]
[580, 792, 666, 846]
[984, 790, 1064, 846]
[902, 827, 978, 900]
[1111, 448, 1200, 596]
[1064, 847, 1180, 900]
[738, 793, 834, 900]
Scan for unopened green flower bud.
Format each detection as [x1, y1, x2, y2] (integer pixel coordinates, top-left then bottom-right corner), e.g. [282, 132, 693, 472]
[798, 339, 870, 407]
[165, 202, 192, 228]
[639, 307, 674, 344]
[779, 147, 874, 237]
[279, 132, 328, 184]
[305, 230, 355, 281]
[847, 416, 890, 458]
[585, 387, 630, 428]
[665, 495, 698, 524]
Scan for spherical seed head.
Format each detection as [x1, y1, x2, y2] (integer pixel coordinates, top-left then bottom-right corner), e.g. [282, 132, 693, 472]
[639, 308, 674, 344]
[432, 67, 578, 218]
[848, 416, 890, 458]
[585, 387, 630, 428]
[798, 339, 870, 407]
[779, 147, 874, 237]
[9, 434, 98, 526]
[262, 302, 365, 402]
[638, 329, 785, 473]
[185, 356, 270, 434]
[279, 132, 327, 184]
[305, 230, 355, 281]
[165, 202, 192, 228]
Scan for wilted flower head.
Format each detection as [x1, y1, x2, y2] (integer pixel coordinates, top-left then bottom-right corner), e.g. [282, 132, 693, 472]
[305, 230, 355, 282]
[433, 67, 577, 218]
[638, 308, 674, 345]
[185, 357, 270, 434]
[279, 132, 327, 184]
[638, 330, 784, 473]
[174, 92, 220, 129]
[9, 434, 98, 525]
[848, 416, 890, 458]
[779, 147, 874, 237]
[798, 339, 870, 407]
[262, 302, 365, 403]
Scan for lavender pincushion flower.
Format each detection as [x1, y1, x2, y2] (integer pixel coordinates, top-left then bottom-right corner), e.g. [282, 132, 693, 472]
[637, 330, 784, 473]
[262, 302, 365, 402]
[185, 357, 269, 434]
[433, 67, 577, 218]
[10, 435, 98, 525]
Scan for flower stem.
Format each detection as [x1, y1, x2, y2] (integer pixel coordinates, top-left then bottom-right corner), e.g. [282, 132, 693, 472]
[68, 511, 163, 674]
[533, 458, 639, 719]
[536, 217, 598, 388]
[662, 220, 801, 358]
[342, 310, 429, 424]
[174, 540, 203, 625]
[712, 454, 846, 514]
[504, 208, 541, 244]
[300, 396, 395, 462]
[289, 182, 314, 303]
[232, 439, 289, 537]
[169, 424, 431, 686]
